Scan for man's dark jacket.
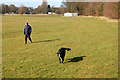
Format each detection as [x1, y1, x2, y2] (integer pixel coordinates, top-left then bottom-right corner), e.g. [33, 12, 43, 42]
[24, 25, 32, 35]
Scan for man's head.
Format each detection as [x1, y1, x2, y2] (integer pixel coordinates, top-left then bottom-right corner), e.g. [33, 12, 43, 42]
[61, 47, 71, 51]
[66, 48, 71, 51]
[26, 22, 28, 25]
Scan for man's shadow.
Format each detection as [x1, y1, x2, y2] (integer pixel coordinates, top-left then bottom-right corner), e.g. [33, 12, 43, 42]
[67, 56, 86, 62]
[33, 39, 60, 43]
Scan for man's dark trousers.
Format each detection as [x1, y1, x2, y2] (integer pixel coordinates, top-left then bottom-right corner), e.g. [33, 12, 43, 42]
[58, 54, 64, 63]
[25, 34, 32, 43]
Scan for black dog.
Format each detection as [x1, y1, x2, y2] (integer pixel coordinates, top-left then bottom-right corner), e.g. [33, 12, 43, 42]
[57, 48, 71, 63]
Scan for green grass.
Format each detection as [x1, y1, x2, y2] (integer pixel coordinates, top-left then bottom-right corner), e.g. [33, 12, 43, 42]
[2, 15, 118, 78]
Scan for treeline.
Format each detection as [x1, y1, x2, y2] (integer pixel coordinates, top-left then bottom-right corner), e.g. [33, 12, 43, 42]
[0, 2, 119, 19]
[64, 2, 119, 19]
[0, 2, 49, 14]
[0, 2, 64, 14]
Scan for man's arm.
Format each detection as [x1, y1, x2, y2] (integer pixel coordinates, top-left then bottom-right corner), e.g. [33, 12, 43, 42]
[29, 26, 32, 34]
[57, 51, 61, 56]
[65, 48, 71, 51]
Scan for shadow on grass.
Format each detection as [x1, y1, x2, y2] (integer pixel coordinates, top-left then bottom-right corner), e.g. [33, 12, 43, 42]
[67, 56, 86, 62]
[32, 39, 60, 43]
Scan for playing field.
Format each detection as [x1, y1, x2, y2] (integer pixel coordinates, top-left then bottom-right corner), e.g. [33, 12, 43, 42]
[2, 15, 118, 78]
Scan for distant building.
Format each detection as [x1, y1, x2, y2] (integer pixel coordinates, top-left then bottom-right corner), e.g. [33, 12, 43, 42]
[64, 13, 78, 17]
[48, 12, 56, 15]
[73, 13, 78, 16]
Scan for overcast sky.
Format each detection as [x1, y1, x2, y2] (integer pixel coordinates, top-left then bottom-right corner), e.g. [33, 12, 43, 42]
[0, 0, 63, 8]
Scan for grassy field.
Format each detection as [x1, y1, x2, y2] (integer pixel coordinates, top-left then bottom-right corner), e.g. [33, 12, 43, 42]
[2, 15, 118, 78]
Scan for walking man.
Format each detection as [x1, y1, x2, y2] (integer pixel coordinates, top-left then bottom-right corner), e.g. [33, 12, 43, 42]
[24, 22, 32, 44]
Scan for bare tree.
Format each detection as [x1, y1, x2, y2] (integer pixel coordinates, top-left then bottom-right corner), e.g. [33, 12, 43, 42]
[41, 1, 48, 14]
[104, 2, 118, 19]
[9, 4, 17, 13]
[1, 4, 10, 14]
[17, 5, 28, 14]
[95, 3, 104, 16]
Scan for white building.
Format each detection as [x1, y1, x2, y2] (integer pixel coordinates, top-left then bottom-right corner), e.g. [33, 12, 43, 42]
[48, 12, 56, 15]
[73, 13, 78, 16]
[64, 13, 78, 17]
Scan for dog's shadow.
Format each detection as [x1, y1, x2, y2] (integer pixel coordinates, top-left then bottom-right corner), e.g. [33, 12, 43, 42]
[67, 56, 86, 63]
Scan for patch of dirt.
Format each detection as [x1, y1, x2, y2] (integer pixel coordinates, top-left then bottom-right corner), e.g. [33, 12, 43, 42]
[78, 16, 118, 22]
